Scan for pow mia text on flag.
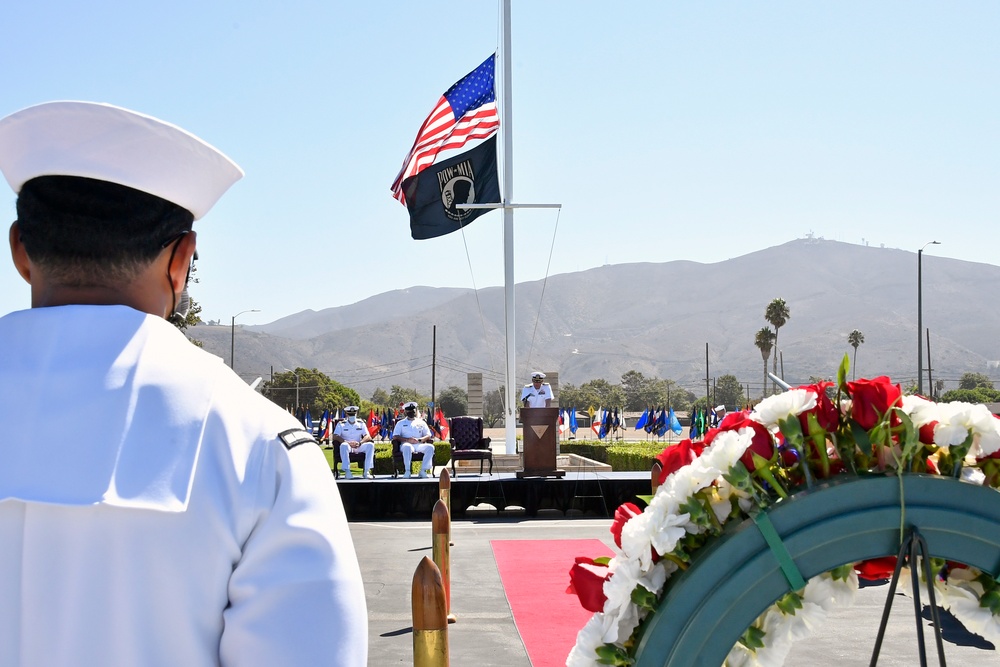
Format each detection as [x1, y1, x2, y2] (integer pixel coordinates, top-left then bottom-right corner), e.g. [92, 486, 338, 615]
[403, 135, 499, 240]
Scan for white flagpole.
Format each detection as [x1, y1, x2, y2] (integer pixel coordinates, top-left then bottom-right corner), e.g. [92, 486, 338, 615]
[462, 1, 560, 456]
[501, 0, 517, 456]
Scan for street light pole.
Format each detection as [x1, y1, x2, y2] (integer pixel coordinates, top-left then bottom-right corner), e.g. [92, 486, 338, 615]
[917, 241, 940, 395]
[230, 309, 260, 370]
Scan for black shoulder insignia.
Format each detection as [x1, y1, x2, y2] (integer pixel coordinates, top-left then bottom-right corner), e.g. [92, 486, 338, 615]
[278, 428, 317, 450]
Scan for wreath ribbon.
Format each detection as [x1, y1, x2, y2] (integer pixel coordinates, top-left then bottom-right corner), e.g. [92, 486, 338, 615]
[753, 510, 806, 591]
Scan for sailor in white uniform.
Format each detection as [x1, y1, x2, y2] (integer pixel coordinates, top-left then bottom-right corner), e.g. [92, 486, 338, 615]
[0, 101, 367, 666]
[521, 371, 554, 408]
[333, 405, 375, 479]
[391, 401, 435, 478]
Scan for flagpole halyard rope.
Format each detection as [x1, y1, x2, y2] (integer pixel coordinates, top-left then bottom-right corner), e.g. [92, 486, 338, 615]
[524, 207, 562, 376]
[458, 225, 507, 414]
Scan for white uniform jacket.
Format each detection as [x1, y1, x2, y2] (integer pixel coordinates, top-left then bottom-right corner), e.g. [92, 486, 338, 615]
[334, 420, 370, 443]
[0, 305, 367, 666]
[520, 383, 554, 408]
[391, 417, 432, 441]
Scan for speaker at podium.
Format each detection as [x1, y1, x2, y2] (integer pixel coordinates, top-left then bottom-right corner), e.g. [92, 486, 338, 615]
[517, 407, 566, 478]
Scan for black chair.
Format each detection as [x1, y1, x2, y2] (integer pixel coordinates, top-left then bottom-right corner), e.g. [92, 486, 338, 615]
[448, 416, 493, 476]
[391, 437, 436, 478]
[333, 445, 369, 479]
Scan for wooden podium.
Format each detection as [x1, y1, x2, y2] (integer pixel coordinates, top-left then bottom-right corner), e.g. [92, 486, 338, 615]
[517, 407, 565, 478]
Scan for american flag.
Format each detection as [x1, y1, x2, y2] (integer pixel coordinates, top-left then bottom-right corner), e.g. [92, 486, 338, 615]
[391, 54, 499, 205]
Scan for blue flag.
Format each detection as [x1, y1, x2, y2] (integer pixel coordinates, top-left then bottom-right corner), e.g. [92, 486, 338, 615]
[635, 408, 648, 431]
[569, 408, 578, 434]
[669, 408, 682, 435]
[655, 409, 668, 437]
[304, 410, 314, 433]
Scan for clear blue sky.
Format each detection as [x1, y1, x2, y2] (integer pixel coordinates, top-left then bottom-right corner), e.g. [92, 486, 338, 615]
[1, 1, 997, 325]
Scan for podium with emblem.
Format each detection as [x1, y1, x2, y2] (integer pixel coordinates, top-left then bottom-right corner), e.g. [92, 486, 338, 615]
[517, 407, 565, 478]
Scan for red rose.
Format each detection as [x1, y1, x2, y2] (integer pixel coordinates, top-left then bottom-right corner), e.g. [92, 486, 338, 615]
[655, 439, 703, 484]
[918, 421, 938, 445]
[566, 557, 610, 612]
[855, 556, 898, 581]
[796, 382, 839, 433]
[610, 502, 643, 549]
[847, 377, 902, 430]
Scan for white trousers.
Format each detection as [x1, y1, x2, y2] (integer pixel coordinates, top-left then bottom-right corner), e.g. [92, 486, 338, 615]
[401, 443, 435, 472]
[340, 442, 374, 472]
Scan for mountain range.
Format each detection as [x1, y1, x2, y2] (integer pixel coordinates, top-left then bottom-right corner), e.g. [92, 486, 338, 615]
[190, 238, 1000, 400]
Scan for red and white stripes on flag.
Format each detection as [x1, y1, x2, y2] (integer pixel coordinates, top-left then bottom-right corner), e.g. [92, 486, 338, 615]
[391, 54, 499, 205]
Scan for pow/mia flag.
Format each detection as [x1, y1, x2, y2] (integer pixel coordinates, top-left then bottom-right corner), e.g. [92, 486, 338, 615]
[401, 135, 500, 240]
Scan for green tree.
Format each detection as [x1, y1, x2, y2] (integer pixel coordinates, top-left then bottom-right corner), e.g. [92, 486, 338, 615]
[847, 329, 865, 380]
[714, 374, 744, 409]
[959, 372, 994, 391]
[370, 387, 390, 405]
[755, 327, 776, 398]
[940, 387, 1000, 404]
[576, 378, 625, 409]
[263, 368, 360, 415]
[559, 382, 581, 409]
[483, 386, 505, 427]
[436, 385, 468, 418]
[388, 385, 429, 408]
[169, 264, 203, 347]
[765, 298, 790, 380]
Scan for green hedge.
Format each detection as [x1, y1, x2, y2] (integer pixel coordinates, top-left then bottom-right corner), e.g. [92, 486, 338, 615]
[560, 440, 613, 463]
[562, 439, 668, 472]
[606, 442, 666, 472]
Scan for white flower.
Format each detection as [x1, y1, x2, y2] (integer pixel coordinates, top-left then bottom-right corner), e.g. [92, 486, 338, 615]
[751, 389, 817, 430]
[566, 613, 606, 666]
[939, 581, 1000, 645]
[931, 401, 1000, 457]
[901, 394, 938, 426]
[702, 428, 753, 472]
[649, 510, 693, 559]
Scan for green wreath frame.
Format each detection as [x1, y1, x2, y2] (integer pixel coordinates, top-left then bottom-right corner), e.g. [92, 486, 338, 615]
[633, 474, 1000, 667]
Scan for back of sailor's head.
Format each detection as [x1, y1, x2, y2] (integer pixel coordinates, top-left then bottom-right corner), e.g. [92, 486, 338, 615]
[0, 101, 242, 285]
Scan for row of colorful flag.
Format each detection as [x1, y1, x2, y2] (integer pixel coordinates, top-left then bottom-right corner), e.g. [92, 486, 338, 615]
[551, 406, 721, 440]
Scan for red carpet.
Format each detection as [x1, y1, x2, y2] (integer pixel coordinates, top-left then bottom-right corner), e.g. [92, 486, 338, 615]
[492, 539, 613, 667]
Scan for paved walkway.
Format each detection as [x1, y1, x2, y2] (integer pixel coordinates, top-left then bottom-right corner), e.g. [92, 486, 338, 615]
[351, 516, 998, 666]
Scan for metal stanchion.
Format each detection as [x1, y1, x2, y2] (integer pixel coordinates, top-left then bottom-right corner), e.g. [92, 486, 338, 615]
[432, 499, 456, 623]
[412, 556, 449, 667]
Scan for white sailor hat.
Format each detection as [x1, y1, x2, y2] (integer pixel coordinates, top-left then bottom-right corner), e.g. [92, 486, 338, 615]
[403, 401, 418, 410]
[0, 101, 243, 220]
[714, 405, 726, 413]
[344, 405, 359, 413]
[531, 371, 545, 380]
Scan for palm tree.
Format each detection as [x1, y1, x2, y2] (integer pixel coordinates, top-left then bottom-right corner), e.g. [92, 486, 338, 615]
[848, 329, 865, 380]
[755, 327, 776, 397]
[765, 298, 790, 380]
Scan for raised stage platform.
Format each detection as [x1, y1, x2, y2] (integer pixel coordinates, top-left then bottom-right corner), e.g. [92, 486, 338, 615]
[334, 471, 649, 521]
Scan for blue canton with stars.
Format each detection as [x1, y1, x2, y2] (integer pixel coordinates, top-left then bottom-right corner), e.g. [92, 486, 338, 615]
[443, 54, 496, 120]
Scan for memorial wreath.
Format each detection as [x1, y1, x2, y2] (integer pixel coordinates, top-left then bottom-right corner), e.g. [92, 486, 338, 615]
[567, 357, 1000, 666]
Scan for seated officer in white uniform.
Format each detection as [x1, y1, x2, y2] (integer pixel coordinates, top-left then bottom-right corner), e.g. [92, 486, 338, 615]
[521, 371, 554, 408]
[332, 405, 375, 479]
[0, 102, 367, 666]
[392, 401, 436, 478]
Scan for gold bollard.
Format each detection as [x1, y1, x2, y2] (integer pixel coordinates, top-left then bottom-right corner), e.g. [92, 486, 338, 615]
[438, 467, 453, 546]
[412, 556, 449, 667]
[432, 498, 456, 623]
[651, 460, 662, 496]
